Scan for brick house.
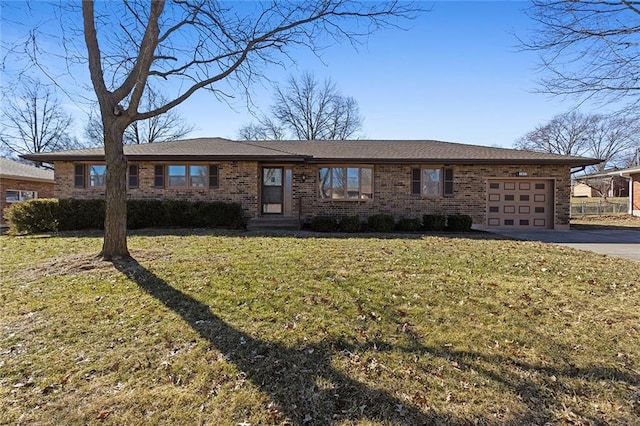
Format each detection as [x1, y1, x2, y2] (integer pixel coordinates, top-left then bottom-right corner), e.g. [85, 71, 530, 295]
[573, 169, 629, 198]
[23, 138, 599, 230]
[0, 158, 55, 227]
[604, 166, 640, 217]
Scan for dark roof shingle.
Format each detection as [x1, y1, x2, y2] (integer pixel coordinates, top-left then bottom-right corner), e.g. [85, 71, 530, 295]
[22, 137, 600, 166]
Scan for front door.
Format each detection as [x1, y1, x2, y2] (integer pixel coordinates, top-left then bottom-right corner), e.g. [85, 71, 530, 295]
[262, 167, 283, 214]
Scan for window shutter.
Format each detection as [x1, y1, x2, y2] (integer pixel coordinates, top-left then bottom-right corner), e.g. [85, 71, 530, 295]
[209, 165, 219, 188]
[443, 168, 454, 197]
[128, 165, 139, 189]
[74, 164, 85, 188]
[411, 168, 421, 195]
[154, 165, 164, 188]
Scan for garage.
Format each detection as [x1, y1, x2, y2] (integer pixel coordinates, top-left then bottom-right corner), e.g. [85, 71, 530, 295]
[486, 179, 554, 229]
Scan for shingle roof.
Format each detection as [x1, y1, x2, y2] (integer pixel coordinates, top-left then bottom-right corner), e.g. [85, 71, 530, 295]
[21, 137, 600, 166]
[0, 157, 54, 182]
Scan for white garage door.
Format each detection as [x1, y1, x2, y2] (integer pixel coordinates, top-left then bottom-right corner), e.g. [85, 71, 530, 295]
[486, 179, 554, 229]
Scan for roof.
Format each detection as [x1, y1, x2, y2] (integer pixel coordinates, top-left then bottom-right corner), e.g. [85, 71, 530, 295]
[575, 168, 628, 180]
[0, 157, 54, 182]
[21, 137, 601, 166]
[605, 166, 640, 177]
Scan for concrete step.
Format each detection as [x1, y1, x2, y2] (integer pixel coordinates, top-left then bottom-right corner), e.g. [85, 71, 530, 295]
[246, 216, 301, 231]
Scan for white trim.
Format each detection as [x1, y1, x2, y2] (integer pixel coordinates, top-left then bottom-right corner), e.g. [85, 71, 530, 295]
[6, 189, 38, 203]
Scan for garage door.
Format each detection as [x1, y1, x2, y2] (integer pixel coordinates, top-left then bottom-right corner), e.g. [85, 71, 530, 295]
[486, 179, 554, 229]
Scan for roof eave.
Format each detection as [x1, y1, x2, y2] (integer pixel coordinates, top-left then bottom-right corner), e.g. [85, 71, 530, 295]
[22, 153, 601, 167]
[0, 173, 54, 183]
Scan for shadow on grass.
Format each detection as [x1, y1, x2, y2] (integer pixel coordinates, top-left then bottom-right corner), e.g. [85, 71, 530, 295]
[112, 257, 638, 425]
[112, 257, 441, 425]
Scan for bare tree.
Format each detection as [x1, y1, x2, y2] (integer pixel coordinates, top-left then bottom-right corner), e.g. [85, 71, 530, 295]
[240, 72, 363, 141]
[515, 111, 639, 171]
[238, 120, 286, 141]
[85, 90, 194, 145]
[515, 111, 594, 157]
[0, 80, 79, 159]
[587, 116, 640, 171]
[71, 1, 420, 258]
[524, 1, 640, 110]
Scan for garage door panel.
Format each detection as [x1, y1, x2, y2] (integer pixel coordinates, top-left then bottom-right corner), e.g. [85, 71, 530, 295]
[487, 179, 553, 229]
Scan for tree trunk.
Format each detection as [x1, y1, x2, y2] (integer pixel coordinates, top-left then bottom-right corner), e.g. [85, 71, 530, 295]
[101, 119, 129, 259]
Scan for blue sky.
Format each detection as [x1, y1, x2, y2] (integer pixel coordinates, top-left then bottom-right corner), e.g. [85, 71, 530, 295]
[170, 1, 599, 148]
[1, 1, 611, 148]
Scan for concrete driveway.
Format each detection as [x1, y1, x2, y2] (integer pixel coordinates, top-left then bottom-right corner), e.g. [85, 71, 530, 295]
[486, 228, 640, 262]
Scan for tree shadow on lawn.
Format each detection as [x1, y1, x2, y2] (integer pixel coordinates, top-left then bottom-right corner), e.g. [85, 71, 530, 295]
[112, 257, 638, 425]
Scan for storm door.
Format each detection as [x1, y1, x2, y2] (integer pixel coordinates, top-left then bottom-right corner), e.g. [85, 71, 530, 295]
[262, 167, 284, 214]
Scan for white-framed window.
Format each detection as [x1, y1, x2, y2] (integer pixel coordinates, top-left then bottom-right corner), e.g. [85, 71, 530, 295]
[319, 166, 373, 200]
[411, 167, 454, 197]
[6, 190, 37, 203]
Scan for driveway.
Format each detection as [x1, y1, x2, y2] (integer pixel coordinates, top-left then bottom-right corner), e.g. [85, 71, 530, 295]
[486, 228, 640, 262]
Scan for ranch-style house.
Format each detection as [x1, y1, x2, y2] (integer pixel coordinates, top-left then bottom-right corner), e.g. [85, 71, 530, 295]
[23, 138, 600, 230]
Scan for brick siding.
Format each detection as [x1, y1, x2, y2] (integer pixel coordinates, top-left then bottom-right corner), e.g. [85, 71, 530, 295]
[0, 177, 55, 226]
[53, 160, 572, 228]
[632, 173, 640, 215]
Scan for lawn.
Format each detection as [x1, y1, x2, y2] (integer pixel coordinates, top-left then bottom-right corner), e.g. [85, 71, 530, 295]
[571, 214, 640, 229]
[1, 230, 639, 425]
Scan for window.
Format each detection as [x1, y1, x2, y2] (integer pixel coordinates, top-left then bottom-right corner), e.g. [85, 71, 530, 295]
[154, 164, 218, 189]
[6, 190, 37, 203]
[411, 167, 454, 197]
[88, 165, 106, 187]
[128, 165, 139, 189]
[168, 165, 187, 187]
[189, 165, 207, 187]
[319, 166, 373, 200]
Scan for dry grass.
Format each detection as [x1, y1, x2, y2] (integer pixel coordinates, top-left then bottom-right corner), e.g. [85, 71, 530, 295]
[1, 230, 639, 425]
[571, 214, 640, 229]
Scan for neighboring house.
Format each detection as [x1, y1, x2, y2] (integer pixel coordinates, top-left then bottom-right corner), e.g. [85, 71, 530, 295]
[23, 138, 599, 230]
[572, 182, 597, 198]
[0, 158, 55, 227]
[604, 166, 640, 217]
[573, 170, 628, 198]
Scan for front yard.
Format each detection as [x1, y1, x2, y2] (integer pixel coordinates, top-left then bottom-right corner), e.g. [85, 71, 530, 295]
[1, 230, 639, 425]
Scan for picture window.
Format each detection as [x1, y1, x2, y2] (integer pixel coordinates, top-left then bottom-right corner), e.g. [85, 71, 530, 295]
[319, 166, 373, 200]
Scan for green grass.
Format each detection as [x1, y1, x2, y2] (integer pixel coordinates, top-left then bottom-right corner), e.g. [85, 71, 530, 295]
[1, 230, 639, 425]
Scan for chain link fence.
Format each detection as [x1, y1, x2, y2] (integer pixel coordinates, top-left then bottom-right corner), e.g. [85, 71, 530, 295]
[570, 197, 629, 217]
